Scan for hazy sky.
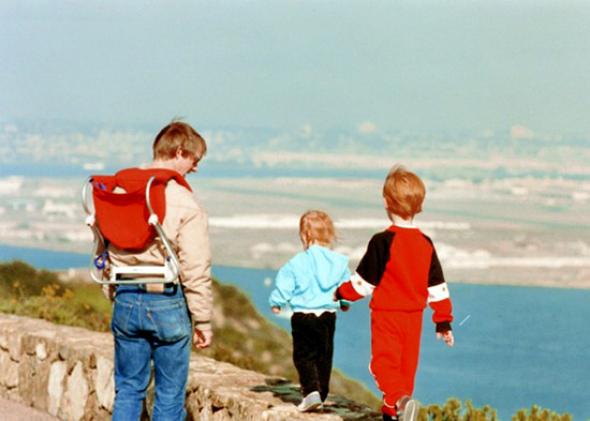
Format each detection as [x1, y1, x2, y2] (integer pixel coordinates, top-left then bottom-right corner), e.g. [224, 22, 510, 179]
[1, 1, 590, 133]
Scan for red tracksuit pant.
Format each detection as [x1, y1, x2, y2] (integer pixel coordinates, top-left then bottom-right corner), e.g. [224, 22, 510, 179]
[370, 310, 423, 414]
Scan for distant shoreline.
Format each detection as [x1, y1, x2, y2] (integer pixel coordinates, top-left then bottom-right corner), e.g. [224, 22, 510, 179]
[1, 241, 588, 290]
[61, 267, 590, 290]
[211, 262, 590, 290]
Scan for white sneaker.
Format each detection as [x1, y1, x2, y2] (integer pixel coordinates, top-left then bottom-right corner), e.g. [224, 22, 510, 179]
[399, 398, 419, 421]
[297, 391, 322, 412]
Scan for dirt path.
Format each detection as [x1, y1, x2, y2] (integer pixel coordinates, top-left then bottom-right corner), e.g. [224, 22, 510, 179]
[0, 397, 58, 420]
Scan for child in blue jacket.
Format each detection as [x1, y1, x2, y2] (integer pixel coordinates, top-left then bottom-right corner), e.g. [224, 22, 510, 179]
[269, 210, 351, 412]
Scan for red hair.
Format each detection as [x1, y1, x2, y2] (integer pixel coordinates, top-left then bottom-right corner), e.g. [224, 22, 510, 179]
[382, 165, 425, 219]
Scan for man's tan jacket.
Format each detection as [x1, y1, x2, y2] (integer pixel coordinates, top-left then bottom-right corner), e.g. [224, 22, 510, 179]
[104, 180, 213, 332]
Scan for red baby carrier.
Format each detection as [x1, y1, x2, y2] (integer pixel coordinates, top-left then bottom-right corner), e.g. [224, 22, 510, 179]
[82, 168, 191, 285]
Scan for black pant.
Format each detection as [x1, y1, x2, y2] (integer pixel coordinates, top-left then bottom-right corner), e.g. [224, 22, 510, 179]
[291, 311, 336, 401]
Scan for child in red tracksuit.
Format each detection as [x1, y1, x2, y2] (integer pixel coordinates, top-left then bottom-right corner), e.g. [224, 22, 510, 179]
[335, 165, 454, 421]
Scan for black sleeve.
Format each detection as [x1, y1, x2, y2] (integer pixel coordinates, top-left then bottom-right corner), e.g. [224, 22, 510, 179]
[356, 231, 394, 286]
[423, 235, 445, 287]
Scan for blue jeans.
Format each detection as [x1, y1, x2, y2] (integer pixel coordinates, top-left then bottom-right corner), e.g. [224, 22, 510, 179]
[111, 285, 192, 421]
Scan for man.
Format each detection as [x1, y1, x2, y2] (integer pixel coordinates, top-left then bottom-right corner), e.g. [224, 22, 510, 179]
[106, 121, 212, 420]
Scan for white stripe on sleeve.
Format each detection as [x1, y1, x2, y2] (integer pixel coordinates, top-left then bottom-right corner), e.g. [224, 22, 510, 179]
[350, 272, 376, 297]
[427, 282, 450, 303]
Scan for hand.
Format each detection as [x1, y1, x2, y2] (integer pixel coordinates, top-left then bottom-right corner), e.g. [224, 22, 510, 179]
[193, 328, 213, 349]
[271, 306, 281, 314]
[333, 289, 341, 302]
[436, 330, 454, 347]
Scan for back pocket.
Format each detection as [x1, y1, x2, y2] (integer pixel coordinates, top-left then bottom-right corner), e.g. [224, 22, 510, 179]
[150, 301, 191, 343]
[111, 301, 134, 337]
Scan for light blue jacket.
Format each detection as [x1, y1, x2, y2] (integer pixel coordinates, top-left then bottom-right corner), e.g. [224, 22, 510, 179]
[268, 245, 351, 312]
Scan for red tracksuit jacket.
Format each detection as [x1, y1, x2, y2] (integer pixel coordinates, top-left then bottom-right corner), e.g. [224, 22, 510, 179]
[337, 224, 453, 331]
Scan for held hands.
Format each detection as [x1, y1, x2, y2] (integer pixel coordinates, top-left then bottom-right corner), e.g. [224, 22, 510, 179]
[332, 289, 350, 311]
[271, 306, 281, 314]
[332, 288, 343, 302]
[193, 328, 213, 349]
[436, 330, 454, 347]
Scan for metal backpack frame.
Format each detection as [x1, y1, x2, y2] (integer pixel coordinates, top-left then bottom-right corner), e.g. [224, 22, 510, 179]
[81, 176, 180, 285]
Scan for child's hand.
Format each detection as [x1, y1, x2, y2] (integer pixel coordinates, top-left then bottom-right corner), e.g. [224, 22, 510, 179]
[271, 306, 281, 314]
[436, 330, 454, 347]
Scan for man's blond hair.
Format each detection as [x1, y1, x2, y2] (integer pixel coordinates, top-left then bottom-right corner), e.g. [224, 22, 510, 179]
[299, 210, 336, 247]
[152, 121, 207, 161]
[382, 165, 426, 220]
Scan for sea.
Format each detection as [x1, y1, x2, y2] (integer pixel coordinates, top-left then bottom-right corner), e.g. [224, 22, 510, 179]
[1, 244, 589, 420]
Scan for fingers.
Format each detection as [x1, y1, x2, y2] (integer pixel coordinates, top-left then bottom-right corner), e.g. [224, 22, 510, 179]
[197, 336, 212, 348]
[436, 331, 455, 347]
[193, 329, 213, 349]
[445, 331, 455, 347]
[192, 331, 203, 347]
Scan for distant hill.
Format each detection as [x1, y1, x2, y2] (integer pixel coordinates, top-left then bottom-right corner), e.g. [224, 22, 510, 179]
[2, 123, 589, 181]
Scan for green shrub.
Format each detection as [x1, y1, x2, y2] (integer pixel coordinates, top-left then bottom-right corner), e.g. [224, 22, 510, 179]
[0, 260, 66, 298]
[417, 398, 497, 421]
[512, 405, 572, 421]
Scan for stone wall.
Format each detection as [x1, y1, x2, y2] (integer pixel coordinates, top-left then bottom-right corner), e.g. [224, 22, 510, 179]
[0, 314, 379, 420]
